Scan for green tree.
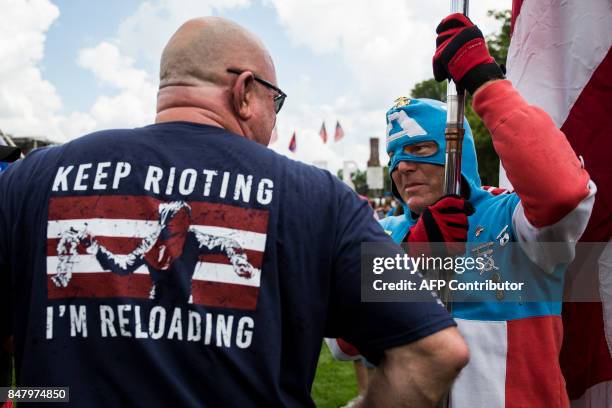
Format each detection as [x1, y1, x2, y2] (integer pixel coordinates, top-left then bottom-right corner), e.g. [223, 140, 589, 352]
[410, 79, 448, 102]
[410, 9, 511, 186]
[336, 169, 369, 195]
[383, 166, 392, 194]
[352, 169, 368, 195]
[486, 9, 511, 65]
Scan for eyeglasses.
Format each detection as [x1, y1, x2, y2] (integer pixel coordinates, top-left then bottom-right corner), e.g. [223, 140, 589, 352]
[227, 68, 287, 114]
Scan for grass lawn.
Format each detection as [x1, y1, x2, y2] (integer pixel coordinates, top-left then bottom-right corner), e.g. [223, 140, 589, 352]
[311, 343, 359, 408]
[6, 344, 359, 407]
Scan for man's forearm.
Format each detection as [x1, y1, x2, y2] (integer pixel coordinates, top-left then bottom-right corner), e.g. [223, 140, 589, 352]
[362, 361, 455, 407]
[473, 80, 591, 227]
[361, 327, 468, 407]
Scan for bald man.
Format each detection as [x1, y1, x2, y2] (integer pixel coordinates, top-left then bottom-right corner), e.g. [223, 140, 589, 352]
[0, 18, 467, 406]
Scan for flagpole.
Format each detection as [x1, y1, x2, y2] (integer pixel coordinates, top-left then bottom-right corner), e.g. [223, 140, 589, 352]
[438, 4, 469, 408]
[443, 0, 469, 197]
[439, 0, 469, 321]
[442, 0, 468, 382]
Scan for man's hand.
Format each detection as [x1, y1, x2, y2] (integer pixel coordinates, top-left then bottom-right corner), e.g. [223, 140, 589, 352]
[407, 195, 474, 257]
[432, 13, 505, 95]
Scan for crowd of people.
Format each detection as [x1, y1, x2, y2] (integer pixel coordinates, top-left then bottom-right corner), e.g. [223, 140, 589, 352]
[362, 196, 398, 220]
[0, 10, 598, 408]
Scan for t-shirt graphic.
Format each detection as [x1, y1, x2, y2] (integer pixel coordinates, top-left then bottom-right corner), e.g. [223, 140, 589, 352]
[47, 195, 268, 310]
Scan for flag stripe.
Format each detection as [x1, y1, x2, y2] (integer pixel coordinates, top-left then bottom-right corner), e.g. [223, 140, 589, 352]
[191, 201, 268, 234]
[48, 273, 152, 299]
[47, 257, 261, 287]
[47, 255, 148, 274]
[47, 236, 143, 256]
[510, 0, 524, 35]
[334, 121, 345, 142]
[560, 48, 612, 242]
[190, 225, 266, 252]
[200, 252, 264, 268]
[46, 237, 265, 267]
[47, 220, 267, 252]
[320, 122, 328, 143]
[505, 316, 567, 407]
[49, 196, 269, 233]
[507, 0, 612, 128]
[48, 219, 157, 238]
[507, 1, 612, 402]
[452, 319, 507, 408]
[288, 132, 296, 152]
[47, 274, 260, 310]
[49, 195, 158, 221]
[192, 262, 260, 287]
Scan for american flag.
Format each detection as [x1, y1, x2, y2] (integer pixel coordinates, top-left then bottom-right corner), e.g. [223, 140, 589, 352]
[319, 122, 327, 144]
[288, 131, 297, 152]
[46, 195, 269, 310]
[334, 121, 345, 142]
[506, 0, 612, 405]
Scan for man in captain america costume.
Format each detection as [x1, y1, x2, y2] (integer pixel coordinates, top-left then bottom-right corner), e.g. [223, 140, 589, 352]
[329, 14, 596, 407]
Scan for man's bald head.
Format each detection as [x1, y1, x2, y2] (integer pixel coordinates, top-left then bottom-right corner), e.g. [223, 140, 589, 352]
[156, 17, 281, 146]
[159, 16, 274, 87]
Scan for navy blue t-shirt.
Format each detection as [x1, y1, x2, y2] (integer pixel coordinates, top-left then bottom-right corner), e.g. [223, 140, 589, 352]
[0, 122, 453, 407]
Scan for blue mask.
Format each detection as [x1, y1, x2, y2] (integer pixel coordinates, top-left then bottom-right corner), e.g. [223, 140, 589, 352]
[385, 97, 481, 203]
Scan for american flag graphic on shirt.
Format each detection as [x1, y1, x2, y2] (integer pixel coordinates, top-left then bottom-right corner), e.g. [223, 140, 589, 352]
[46, 195, 269, 310]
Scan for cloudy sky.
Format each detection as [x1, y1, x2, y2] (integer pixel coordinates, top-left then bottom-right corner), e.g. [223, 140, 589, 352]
[0, 0, 510, 172]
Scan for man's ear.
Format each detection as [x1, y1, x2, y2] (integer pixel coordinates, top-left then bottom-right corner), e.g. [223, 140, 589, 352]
[231, 72, 255, 120]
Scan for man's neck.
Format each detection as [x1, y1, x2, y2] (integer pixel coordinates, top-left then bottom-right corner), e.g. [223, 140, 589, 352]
[154, 85, 239, 133]
[155, 107, 225, 128]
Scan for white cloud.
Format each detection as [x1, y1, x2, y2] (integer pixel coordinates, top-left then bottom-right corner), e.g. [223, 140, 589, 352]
[0, 0, 63, 139]
[78, 42, 150, 90]
[266, 0, 510, 173]
[76, 42, 157, 130]
[116, 0, 252, 72]
[0, 0, 253, 141]
[267, 0, 509, 105]
[269, 78, 388, 174]
[65, 0, 253, 136]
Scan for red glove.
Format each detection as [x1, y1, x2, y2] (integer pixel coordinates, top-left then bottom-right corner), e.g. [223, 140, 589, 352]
[406, 195, 474, 256]
[433, 13, 504, 95]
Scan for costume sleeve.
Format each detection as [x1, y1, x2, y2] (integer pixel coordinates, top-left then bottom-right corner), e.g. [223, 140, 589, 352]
[324, 184, 455, 364]
[473, 80, 596, 271]
[324, 338, 362, 361]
